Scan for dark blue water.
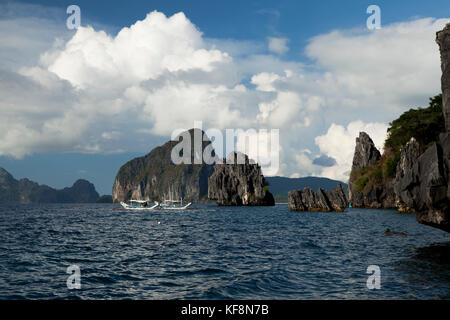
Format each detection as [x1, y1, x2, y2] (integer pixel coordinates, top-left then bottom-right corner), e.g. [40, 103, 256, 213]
[0, 203, 449, 299]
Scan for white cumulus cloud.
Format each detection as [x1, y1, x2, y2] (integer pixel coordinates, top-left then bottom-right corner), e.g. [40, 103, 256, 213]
[268, 37, 289, 55]
[46, 11, 230, 90]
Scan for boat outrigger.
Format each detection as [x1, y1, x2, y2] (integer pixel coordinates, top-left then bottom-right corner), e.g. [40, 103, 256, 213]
[120, 200, 159, 210]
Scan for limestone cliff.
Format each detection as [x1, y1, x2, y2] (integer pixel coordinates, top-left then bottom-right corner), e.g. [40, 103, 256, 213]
[208, 152, 275, 206]
[393, 137, 421, 212]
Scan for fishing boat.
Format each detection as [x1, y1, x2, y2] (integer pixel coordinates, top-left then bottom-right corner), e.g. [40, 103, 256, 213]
[158, 199, 192, 210]
[158, 186, 192, 210]
[120, 200, 159, 210]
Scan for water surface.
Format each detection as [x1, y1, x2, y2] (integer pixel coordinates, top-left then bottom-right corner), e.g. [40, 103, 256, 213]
[0, 204, 449, 299]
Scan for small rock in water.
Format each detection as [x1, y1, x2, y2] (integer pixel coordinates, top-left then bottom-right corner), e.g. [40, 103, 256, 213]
[384, 228, 406, 236]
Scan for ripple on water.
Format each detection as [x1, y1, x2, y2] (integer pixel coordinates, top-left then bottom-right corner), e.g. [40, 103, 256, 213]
[0, 204, 449, 299]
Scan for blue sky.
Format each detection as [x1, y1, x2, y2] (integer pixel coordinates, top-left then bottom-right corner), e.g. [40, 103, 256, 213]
[0, 0, 449, 195]
[19, 0, 450, 60]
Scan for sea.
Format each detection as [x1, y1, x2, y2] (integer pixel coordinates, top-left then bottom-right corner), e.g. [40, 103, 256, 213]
[0, 203, 449, 299]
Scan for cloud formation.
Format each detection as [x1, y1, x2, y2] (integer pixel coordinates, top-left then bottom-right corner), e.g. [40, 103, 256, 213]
[0, 4, 448, 183]
[267, 37, 289, 55]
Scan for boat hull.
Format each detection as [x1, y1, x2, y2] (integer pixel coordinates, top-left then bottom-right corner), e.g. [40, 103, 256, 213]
[120, 201, 159, 210]
[158, 202, 192, 210]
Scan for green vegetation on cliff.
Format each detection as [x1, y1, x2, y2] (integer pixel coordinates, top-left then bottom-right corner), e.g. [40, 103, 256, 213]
[385, 94, 444, 154]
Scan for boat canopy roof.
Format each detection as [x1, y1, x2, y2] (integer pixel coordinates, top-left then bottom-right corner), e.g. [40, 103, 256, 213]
[128, 200, 149, 203]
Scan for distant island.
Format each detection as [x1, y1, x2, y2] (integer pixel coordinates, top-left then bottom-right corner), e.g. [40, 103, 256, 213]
[0, 167, 111, 204]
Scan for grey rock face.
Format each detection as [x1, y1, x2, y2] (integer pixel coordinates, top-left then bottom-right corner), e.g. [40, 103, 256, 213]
[393, 135, 449, 224]
[351, 132, 381, 172]
[414, 134, 450, 232]
[208, 152, 275, 206]
[288, 184, 348, 212]
[349, 181, 396, 209]
[394, 137, 421, 212]
[436, 23, 450, 132]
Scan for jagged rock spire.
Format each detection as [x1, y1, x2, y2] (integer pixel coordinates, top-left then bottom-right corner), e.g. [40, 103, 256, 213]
[351, 132, 381, 172]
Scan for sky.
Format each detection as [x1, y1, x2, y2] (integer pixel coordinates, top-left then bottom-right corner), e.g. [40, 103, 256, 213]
[0, 0, 449, 195]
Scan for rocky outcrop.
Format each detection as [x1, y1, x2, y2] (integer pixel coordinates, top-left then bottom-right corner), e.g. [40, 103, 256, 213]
[112, 128, 214, 203]
[392, 135, 449, 231]
[0, 168, 100, 203]
[351, 132, 381, 171]
[288, 184, 348, 212]
[348, 130, 449, 231]
[348, 132, 396, 209]
[414, 136, 449, 231]
[208, 152, 275, 206]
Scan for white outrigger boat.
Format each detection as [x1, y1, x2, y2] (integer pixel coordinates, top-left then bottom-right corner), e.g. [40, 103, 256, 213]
[157, 186, 192, 210]
[158, 199, 192, 210]
[120, 200, 159, 210]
